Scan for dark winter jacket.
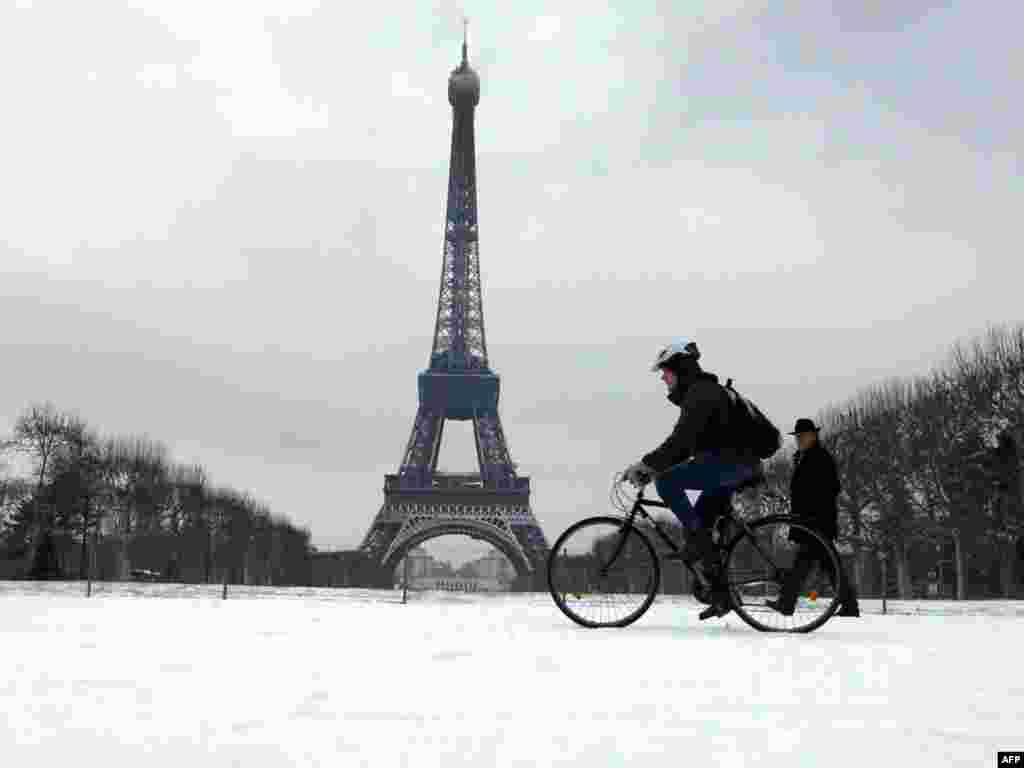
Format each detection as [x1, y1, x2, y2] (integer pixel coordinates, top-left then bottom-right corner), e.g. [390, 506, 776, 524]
[642, 369, 759, 472]
[789, 442, 841, 540]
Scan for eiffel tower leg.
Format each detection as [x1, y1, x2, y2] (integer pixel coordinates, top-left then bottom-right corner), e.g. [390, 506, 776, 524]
[357, 406, 444, 586]
[471, 414, 486, 481]
[398, 405, 444, 486]
[429, 417, 445, 474]
[473, 407, 514, 487]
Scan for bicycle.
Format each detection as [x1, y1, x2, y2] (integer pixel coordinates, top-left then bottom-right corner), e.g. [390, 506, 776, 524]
[547, 472, 845, 633]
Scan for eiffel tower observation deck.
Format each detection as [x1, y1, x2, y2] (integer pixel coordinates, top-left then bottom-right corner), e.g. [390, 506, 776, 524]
[358, 28, 549, 589]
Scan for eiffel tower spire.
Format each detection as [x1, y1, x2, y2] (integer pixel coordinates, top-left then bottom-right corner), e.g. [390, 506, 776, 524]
[433, 18, 484, 371]
[357, 34, 549, 590]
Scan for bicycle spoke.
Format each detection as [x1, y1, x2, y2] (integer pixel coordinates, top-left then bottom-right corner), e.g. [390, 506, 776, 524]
[548, 517, 660, 628]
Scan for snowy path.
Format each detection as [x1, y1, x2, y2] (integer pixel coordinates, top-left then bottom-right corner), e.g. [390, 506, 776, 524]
[1, 583, 1019, 767]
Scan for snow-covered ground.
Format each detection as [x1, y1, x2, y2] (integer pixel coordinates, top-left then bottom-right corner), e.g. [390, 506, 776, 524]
[1, 581, 1019, 767]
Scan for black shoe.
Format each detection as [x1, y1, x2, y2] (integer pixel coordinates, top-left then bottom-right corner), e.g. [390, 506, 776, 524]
[765, 598, 795, 616]
[698, 604, 726, 621]
[699, 594, 731, 621]
[693, 569, 727, 604]
[836, 603, 860, 617]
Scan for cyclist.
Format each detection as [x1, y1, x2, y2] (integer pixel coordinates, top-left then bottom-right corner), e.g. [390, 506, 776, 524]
[623, 338, 762, 620]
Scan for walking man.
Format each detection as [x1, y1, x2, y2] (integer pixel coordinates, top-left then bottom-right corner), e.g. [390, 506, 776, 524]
[769, 418, 860, 617]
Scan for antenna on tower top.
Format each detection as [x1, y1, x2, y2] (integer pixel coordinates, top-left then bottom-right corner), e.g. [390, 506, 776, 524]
[462, 16, 469, 64]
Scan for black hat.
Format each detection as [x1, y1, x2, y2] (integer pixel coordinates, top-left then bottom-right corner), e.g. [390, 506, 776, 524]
[789, 418, 820, 435]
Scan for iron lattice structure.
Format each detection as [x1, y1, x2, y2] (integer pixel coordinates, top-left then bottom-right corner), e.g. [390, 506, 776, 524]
[359, 35, 549, 588]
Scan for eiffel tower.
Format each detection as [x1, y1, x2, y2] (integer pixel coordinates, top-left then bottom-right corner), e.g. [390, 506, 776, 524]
[359, 29, 549, 589]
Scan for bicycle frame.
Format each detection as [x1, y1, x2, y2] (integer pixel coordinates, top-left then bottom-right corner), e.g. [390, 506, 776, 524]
[608, 486, 782, 589]
[621, 490, 678, 549]
[603, 488, 704, 584]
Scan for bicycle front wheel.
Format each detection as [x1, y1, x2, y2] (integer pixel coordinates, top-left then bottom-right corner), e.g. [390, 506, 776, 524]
[722, 515, 843, 633]
[547, 516, 661, 628]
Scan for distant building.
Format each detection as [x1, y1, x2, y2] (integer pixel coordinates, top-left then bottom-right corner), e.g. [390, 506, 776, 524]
[406, 546, 433, 580]
[399, 546, 459, 586]
[455, 548, 515, 588]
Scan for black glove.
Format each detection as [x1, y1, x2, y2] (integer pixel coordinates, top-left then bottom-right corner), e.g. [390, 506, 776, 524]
[624, 462, 654, 487]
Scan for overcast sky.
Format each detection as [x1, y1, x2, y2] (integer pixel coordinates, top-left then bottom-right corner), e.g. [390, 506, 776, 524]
[0, 1, 1020, 565]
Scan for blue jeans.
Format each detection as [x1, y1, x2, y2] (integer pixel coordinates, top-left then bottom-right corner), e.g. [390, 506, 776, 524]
[654, 457, 759, 530]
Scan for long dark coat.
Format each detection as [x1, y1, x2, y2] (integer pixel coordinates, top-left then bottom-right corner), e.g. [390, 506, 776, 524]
[789, 442, 841, 541]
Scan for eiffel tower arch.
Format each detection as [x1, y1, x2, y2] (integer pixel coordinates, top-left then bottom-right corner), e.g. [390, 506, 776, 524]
[359, 31, 550, 589]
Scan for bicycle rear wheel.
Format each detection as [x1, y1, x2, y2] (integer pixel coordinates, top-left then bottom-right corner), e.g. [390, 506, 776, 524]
[722, 515, 842, 633]
[547, 516, 661, 628]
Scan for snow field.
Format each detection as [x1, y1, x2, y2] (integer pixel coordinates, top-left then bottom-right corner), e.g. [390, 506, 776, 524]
[1, 583, 1020, 767]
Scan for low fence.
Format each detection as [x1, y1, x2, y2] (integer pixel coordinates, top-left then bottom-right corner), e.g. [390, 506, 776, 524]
[0, 579, 408, 603]
[404, 577, 506, 593]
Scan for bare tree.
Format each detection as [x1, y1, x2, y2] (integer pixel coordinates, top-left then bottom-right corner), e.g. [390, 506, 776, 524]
[51, 417, 105, 579]
[11, 403, 74, 573]
[950, 325, 1024, 596]
[2, 403, 314, 586]
[101, 436, 172, 578]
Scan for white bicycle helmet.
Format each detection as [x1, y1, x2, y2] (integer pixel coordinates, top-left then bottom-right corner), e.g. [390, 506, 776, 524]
[651, 338, 700, 371]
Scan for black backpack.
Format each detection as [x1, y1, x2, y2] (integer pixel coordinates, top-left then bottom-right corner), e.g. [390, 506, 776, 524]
[723, 378, 781, 460]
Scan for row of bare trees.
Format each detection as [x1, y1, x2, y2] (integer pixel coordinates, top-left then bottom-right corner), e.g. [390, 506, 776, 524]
[0, 403, 312, 586]
[746, 325, 1023, 599]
